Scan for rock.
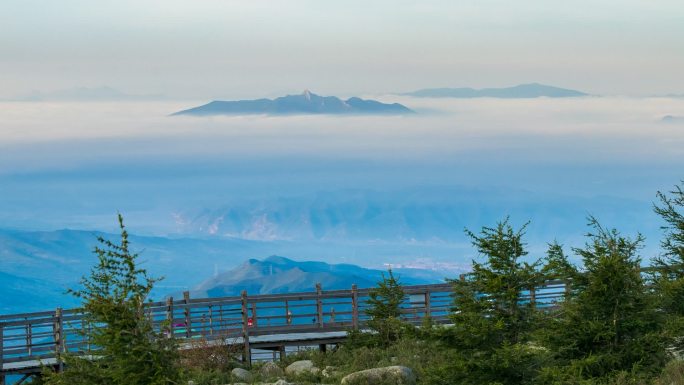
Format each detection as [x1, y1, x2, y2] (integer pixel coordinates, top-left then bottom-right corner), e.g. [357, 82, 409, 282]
[187, 381, 195, 385]
[285, 360, 320, 376]
[231, 368, 253, 382]
[341, 366, 416, 385]
[260, 361, 285, 379]
[322, 366, 338, 378]
[273, 380, 293, 385]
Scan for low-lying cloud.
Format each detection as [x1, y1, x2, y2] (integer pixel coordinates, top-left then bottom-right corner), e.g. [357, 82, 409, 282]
[0, 96, 682, 260]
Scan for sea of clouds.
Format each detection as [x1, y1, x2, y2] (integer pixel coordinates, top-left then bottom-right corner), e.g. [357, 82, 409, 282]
[1, 95, 683, 265]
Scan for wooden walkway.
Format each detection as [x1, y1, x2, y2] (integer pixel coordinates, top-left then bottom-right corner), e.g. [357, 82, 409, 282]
[0, 280, 568, 384]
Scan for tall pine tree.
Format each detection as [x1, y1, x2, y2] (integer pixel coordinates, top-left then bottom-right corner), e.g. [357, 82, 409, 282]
[46, 215, 180, 385]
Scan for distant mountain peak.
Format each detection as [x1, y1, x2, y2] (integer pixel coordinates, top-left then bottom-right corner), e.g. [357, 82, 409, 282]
[662, 115, 683, 123]
[172, 91, 414, 116]
[191, 256, 444, 297]
[403, 83, 588, 98]
[264, 255, 293, 264]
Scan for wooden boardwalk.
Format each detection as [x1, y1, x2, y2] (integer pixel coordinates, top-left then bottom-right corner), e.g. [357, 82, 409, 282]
[0, 280, 568, 384]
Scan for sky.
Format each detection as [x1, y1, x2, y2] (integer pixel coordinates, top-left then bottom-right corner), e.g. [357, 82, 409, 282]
[1, 1, 684, 270]
[2, 0, 684, 99]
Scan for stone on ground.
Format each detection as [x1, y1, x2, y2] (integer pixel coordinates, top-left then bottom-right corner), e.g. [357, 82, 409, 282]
[322, 365, 339, 378]
[285, 360, 320, 376]
[340, 366, 416, 385]
[231, 367, 253, 382]
[260, 361, 285, 379]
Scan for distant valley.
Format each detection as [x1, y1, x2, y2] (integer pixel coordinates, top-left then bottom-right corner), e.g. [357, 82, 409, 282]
[0, 227, 463, 315]
[173, 90, 413, 116]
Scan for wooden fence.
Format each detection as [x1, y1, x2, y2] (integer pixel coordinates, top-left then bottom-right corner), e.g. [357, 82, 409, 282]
[0, 280, 569, 384]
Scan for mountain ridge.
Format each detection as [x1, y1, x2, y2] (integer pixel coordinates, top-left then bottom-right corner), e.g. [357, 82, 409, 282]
[191, 255, 446, 298]
[403, 83, 588, 98]
[172, 90, 414, 116]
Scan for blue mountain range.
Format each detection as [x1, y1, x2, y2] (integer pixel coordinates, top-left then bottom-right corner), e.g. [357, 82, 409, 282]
[0, 228, 451, 314]
[173, 90, 413, 116]
[404, 83, 588, 98]
[191, 255, 444, 298]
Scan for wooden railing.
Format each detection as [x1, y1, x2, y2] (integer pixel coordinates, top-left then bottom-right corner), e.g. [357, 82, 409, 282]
[0, 280, 569, 378]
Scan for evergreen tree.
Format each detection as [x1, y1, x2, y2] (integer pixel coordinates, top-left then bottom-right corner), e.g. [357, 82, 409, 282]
[539, 218, 667, 383]
[365, 269, 407, 347]
[45, 214, 180, 385]
[443, 218, 545, 385]
[654, 181, 684, 268]
[651, 181, 684, 352]
[541, 241, 578, 282]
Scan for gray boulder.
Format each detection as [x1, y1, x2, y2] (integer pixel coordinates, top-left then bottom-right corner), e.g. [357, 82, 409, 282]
[285, 360, 320, 376]
[322, 365, 339, 378]
[341, 366, 416, 385]
[231, 368, 253, 382]
[260, 361, 285, 379]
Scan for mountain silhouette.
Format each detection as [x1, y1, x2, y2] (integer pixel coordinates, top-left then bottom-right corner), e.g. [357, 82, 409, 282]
[191, 255, 444, 297]
[404, 83, 588, 98]
[172, 90, 414, 116]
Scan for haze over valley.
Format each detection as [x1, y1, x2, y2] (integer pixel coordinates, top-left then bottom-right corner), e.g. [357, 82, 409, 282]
[2, 92, 684, 313]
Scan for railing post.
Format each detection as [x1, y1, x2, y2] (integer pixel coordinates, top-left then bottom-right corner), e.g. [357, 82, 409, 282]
[87, 319, 92, 353]
[424, 290, 431, 318]
[54, 307, 64, 372]
[316, 283, 323, 328]
[529, 286, 536, 308]
[565, 279, 572, 300]
[351, 284, 359, 330]
[183, 291, 191, 339]
[166, 296, 174, 338]
[251, 303, 258, 328]
[1, 322, 5, 380]
[285, 300, 292, 325]
[241, 290, 251, 366]
[208, 305, 213, 336]
[26, 319, 32, 357]
[201, 314, 206, 338]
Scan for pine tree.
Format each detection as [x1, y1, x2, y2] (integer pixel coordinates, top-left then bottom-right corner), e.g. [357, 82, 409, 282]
[541, 241, 577, 281]
[444, 218, 545, 385]
[651, 181, 684, 352]
[365, 269, 407, 347]
[45, 214, 180, 385]
[538, 218, 668, 383]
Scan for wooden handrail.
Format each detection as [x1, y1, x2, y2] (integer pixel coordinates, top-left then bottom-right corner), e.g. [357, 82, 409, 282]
[1, 280, 572, 376]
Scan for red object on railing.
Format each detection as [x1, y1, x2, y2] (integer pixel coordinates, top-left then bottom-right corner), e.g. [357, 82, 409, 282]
[247, 317, 254, 327]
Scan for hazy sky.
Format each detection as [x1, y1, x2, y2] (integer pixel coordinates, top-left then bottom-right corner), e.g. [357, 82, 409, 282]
[2, 0, 683, 99]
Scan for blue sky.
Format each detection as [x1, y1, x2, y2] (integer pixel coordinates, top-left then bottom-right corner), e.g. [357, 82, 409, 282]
[1, 0, 683, 98]
[1, 1, 684, 270]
